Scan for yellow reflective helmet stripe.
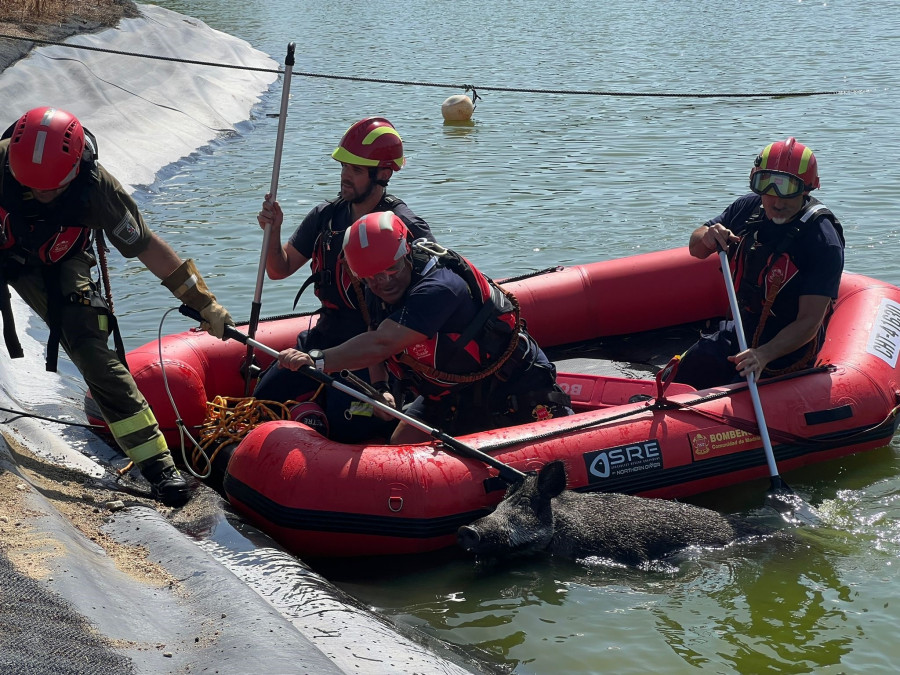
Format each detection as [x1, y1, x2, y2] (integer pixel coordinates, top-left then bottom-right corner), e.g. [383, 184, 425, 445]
[758, 143, 775, 170]
[361, 125, 401, 146]
[797, 146, 814, 177]
[332, 124, 404, 169]
[758, 142, 812, 180]
[332, 146, 380, 166]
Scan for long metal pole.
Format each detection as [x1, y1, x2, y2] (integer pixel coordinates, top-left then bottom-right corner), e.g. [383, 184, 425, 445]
[179, 305, 526, 484]
[716, 251, 819, 523]
[244, 42, 295, 394]
[717, 249, 781, 481]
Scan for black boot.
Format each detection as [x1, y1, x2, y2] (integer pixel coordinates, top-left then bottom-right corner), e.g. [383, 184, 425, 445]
[139, 457, 192, 507]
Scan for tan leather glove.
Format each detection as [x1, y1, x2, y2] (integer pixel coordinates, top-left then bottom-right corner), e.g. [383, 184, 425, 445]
[161, 259, 234, 340]
[198, 300, 233, 340]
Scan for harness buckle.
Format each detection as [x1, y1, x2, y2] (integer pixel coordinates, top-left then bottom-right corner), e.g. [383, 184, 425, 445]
[67, 290, 92, 306]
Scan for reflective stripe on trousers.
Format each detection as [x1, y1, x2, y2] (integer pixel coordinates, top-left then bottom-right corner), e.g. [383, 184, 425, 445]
[9, 254, 171, 466]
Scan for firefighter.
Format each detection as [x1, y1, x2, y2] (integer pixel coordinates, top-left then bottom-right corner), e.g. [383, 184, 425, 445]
[253, 117, 434, 441]
[275, 212, 572, 442]
[676, 137, 845, 389]
[0, 106, 233, 506]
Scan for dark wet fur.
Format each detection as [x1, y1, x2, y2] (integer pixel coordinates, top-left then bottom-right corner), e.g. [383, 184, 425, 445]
[458, 460, 756, 567]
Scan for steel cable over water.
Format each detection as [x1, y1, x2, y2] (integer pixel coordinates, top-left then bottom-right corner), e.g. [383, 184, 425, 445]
[0, 34, 867, 99]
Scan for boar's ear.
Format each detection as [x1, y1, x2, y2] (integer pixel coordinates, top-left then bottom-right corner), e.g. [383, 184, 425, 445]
[537, 461, 568, 499]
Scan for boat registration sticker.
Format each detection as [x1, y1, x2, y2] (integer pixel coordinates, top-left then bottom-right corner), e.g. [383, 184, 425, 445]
[689, 426, 761, 460]
[866, 298, 900, 367]
[583, 440, 662, 482]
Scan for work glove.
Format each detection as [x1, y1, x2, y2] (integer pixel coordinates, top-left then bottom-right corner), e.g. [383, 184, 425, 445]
[198, 300, 233, 340]
[161, 258, 234, 340]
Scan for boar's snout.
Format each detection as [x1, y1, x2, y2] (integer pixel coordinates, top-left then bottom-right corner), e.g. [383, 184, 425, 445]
[457, 525, 482, 552]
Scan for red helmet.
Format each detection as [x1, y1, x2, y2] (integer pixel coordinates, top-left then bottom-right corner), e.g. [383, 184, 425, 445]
[342, 211, 410, 278]
[7, 107, 85, 190]
[750, 137, 819, 193]
[332, 117, 405, 171]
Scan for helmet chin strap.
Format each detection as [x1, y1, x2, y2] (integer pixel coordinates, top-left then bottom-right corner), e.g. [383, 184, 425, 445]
[350, 170, 386, 204]
[371, 166, 390, 188]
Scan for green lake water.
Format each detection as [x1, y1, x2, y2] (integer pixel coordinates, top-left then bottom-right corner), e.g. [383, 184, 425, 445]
[96, 1, 900, 671]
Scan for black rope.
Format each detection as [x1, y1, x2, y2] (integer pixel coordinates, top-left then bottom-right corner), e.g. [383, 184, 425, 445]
[500, 266, 564, 285]
[304, 72, 863, 99]
[0, 405, 104, 430]
[0, 33, 283, 74]
[474, 366, 835, 453]
[0, 34, 867, 99]
[231, 309, 319, 327]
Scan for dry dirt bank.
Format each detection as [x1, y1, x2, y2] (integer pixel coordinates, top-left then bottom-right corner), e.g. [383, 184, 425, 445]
[0, 0, 138, 71]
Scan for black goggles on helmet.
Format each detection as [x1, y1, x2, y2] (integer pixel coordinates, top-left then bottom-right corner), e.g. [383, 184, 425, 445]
[750, 170, 806, 199]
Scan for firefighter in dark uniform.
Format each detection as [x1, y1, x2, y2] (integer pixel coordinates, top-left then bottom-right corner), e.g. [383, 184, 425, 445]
[253, 117, 434, 442]
[0, 106, 233, 506]
[275, 212, 572, 443]
[675, 137, 845, 390]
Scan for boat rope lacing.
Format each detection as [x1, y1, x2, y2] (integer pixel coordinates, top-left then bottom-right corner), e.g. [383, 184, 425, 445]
[473, 364, 900, 454]
[231, 309, 319, 326]
[499, 266, 565, 285]
[0, 34, 867, 100]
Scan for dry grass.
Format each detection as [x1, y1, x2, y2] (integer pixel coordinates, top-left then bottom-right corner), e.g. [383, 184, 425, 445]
[0, 0, 137, 31]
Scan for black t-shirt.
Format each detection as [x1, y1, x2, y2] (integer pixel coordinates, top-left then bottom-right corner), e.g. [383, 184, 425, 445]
[288, 195, 432, 259]
[706, 193, 845, 367]
[705, 193, 844, 300]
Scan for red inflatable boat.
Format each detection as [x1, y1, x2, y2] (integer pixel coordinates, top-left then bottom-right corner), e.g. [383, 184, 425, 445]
[96, 248, 900, 557]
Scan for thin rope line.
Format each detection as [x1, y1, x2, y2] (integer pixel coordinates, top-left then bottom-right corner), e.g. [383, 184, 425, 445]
[0, 33, 868, 99]
[0, 33, 282, 74]
[297, 71, 864, 98]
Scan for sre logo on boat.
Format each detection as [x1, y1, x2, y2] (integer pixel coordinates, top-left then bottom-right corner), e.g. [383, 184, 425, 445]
[583, 440, 662, 483]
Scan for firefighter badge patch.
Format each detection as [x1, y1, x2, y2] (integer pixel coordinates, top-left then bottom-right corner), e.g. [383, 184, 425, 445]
[531, 404, 553, 421]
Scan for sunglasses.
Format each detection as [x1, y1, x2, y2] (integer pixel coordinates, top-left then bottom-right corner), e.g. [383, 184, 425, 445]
[361, 258, 408, 284]
[750, 170, 806, 199]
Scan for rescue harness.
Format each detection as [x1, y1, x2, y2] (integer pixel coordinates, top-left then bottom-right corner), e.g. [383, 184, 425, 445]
[0, 124, 126, 371]
[292, 194, 410, 326]
[389, 240, 525, 390]
[731, 197, 844, 375]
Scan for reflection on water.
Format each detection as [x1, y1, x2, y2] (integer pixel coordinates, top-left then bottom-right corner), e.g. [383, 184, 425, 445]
[122, 0, 900, 352]
[700, 539, 854, 673]
[118, 1, 900, 672]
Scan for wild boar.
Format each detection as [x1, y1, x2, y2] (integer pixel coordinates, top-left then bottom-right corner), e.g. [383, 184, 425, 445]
[458, 460, 742, 566]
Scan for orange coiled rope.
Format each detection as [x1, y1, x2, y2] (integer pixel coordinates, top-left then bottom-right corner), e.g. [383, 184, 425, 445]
[190, 395, 296, 474]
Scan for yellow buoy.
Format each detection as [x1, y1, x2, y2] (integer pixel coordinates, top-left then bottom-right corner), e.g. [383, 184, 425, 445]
[441, 94, 474, 122]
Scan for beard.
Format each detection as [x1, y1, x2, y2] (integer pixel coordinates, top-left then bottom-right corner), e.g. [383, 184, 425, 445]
[341, 177, 377, 205]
